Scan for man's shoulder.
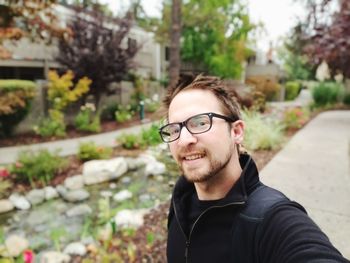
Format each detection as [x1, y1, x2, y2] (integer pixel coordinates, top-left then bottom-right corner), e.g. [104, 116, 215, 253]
[240, 185, 305, 220]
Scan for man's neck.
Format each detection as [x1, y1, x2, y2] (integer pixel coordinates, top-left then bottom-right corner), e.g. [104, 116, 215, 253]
[194, 160, 242, 200]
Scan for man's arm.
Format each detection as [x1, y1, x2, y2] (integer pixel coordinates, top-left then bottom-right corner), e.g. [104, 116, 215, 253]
[257, 203, 349, 263]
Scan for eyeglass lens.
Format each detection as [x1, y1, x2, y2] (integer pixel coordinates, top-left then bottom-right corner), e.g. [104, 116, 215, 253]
[161, 114, 211, 142]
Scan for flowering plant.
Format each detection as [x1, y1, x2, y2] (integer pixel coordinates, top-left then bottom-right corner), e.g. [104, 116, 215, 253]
[74, 103, 101, 132]
[0, 166, 12, 199]
[23, 249, 34, 263]
[0, 166, 10, 178]
[115, 104, 134, 123]
[283, 107, 310, 130]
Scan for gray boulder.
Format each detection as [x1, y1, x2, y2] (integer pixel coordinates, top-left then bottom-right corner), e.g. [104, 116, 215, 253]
[83, 157, 128, 185]
[26, 189, 45, 206]
[0, 199, 15, 214]
[9, 193, 31, 210]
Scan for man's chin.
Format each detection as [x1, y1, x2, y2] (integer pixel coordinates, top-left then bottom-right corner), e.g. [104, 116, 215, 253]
[183, 170, 213, 183]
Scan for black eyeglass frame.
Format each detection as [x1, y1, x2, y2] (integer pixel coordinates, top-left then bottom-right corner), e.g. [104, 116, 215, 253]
[159, 112, 238, 143]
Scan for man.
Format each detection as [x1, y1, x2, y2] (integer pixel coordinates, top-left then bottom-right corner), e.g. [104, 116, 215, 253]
[159, 75, 349, 262]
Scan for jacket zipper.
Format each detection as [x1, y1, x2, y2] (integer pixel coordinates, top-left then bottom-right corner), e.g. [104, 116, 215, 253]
[173, 199, 245, 263]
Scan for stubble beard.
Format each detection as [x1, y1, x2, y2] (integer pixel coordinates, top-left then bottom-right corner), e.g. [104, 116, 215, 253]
[180, 144, 234, 183]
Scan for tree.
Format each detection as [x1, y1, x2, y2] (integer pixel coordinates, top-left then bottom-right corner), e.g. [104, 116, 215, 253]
[0, 0, 69, 57]
[301, 0, 350, 78]
[150, 0, 254, 79]
[57, 8, 139, 106]
[278, 23, 314, 81]
[0, 0, 69, 41]
[63, 0, 114, 16]
[168, 0, 181, 89]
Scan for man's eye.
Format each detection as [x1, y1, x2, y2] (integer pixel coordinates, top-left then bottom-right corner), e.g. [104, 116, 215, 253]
[169, 127, 180, 135]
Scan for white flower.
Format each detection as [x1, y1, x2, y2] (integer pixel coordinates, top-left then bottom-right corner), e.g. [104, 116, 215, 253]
[85, 103, 96, 112]
[152, 94, 159, 101]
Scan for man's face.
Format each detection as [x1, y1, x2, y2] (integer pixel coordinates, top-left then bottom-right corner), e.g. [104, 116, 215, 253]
[168, 89, 238, 183]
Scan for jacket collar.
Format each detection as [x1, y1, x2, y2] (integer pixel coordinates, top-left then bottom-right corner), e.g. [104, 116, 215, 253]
[172, 153, 260, 209]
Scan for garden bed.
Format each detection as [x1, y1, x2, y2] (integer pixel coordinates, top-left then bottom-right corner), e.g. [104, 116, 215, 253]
[0, 105, 317, 261]
[0, 111, 162, 148]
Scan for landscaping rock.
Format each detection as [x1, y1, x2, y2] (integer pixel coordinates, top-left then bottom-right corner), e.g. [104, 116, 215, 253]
[56, 184, 68, 197]
[62, 189, 90, 203]
[121, 176, 131, 184]
[63, 242, 87, 256]
[26, 189, 45, 206]
[40, 251, 71, 263]
[83, 157, 128, 185]
[114, 209, 148, 228]
[125, 157, 146, 170]
[9, 193, 31, 210]
[0, 199, 15, 214]
[100, 190, 113, 198]
[4, 235, 29, 257]
[138, 153, 157, 163]
[64, 174, 84, 190]
[113, 189, 133, 202]
[44, 186, 59, 200]
[109, 182, 117, 189]
[145, 160, 166, 177]
[66, 204, 92, 217]
[26, 209, 52, 226]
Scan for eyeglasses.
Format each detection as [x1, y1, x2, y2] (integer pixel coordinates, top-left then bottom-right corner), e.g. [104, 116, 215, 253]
[159, 112, 237, 143]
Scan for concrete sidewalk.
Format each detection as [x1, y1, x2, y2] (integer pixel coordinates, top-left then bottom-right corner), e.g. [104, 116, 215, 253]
[0, 121, 156, 165]
[261, 110, 350, 259]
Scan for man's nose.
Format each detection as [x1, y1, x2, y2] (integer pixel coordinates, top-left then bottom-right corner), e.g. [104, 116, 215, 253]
[177, 126, 197, 146]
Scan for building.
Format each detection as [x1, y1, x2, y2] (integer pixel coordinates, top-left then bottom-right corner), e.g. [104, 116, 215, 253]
[0, 4, 168, 81]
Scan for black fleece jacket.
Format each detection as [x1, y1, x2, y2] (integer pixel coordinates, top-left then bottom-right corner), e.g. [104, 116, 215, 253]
[167, 154, 349, 263]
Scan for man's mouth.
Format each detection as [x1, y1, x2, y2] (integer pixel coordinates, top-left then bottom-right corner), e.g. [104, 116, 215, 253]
[182, 153, 205, 161]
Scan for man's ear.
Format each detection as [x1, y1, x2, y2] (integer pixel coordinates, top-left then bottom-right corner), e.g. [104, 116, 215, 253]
[231, 120, 244, 144]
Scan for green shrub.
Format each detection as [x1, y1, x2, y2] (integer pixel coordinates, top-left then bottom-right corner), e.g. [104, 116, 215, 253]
[10, 149, 67, 187]
[78, 141, 113, 162]
[285, 81, 301, 101]
[115, 105, 135, 123]
[74, 103, 101, 133]
[117, 124, 162, 150]
[343, 93, 350, 106]
[312, 82, 344, 107]
[0, 178, 12, 199]
[36, 70, 91, 138]
[242, 110, 285, 151]
[283, 107, 310, 130]
[144, 97, 160, 113]
[0, 79, 36, 137]
[101, 102, 119, 120]
[141, 124, 162, 146]
[117, 133, 144, 149]
[33, 109, 66, 137]
[246, 76, 281, 101]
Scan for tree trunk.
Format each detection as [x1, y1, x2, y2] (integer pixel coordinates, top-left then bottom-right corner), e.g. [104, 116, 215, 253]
[168, 0, 181, 89]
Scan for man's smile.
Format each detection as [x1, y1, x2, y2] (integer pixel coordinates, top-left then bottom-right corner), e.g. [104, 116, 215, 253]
[183, 153, 205, 161]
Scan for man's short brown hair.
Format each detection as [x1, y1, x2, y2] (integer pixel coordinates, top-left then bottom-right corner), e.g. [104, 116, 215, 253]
[162, 74, 241, 120]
